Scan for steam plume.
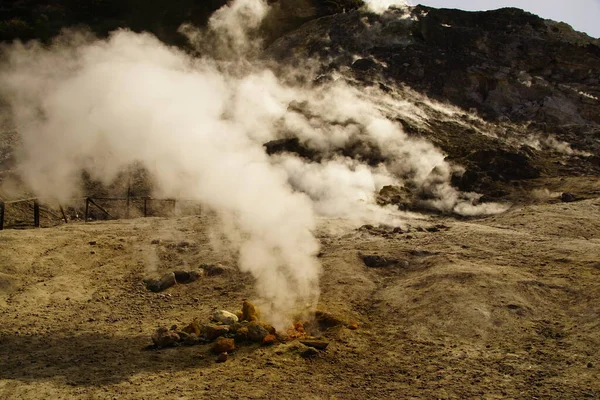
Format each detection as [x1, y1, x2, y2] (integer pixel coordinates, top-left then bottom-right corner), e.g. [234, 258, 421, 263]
[0, 0, 506, 327]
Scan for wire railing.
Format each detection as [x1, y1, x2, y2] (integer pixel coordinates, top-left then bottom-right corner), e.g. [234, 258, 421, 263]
[0, 196, 188, 230]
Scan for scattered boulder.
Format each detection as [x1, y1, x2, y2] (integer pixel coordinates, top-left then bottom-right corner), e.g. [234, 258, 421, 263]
[377, 185, 414, 210]
[200, 264, 227, 276]
[151, 326, 180, 348]
[263, 137, 318, 161]
[144, 273, 176, 293]
[561, 192, 577, 202]
[145, 270, 202, 292]
[174, 270, 202, 284]
[212, 338, 235, 354]
[213, 310, 239, 325]
[359, 253, 400, 268]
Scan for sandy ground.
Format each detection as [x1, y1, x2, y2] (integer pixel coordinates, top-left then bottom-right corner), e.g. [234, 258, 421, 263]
[1, 195, 599, 399]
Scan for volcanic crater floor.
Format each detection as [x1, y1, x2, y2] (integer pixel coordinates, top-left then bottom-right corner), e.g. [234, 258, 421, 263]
[1, 196, 599, 399]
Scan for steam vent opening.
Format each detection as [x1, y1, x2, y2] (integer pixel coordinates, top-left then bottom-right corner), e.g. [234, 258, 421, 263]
[1, 0, 600, 398]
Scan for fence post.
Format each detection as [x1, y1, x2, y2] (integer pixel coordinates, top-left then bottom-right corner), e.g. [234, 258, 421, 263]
[126, 188, 130, 219]
[85, 198, 89, 222]
[33, 199, 40, 227]
[0, 201, 4, 231]
[59, 204, 68, 224]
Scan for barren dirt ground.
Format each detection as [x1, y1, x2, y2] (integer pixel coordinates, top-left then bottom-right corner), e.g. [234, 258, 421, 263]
[1, 193, 600, 399]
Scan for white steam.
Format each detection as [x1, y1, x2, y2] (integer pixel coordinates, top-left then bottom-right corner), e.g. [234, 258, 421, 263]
[0, 0, 506, 327]
[364, 0, 409, 13]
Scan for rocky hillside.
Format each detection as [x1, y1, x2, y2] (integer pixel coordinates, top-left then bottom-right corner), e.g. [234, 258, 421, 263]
[1, 2, 599, 211]
[265, 5, 600, 201]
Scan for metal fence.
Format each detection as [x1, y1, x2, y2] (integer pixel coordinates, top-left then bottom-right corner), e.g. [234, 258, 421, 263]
[0, 196, 186, 230]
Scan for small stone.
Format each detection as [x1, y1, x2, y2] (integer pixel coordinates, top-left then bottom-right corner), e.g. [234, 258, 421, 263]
[235, 326, 249, 342]
[262, 334, 276, 346]
[200, 324, 230, 341]
[151, 239, 160, 244]
[561, 192, 577, 202]
[89, 241, 97, 245]
[314, 311, 346, 329]
[151, 326, 180, 348]
[242, 300, 259, 322]
[213, 338, 235, 354]
[587, 362, 594, 368]
[183, 333, 201, 346]
[261, 323, 276, 335]
[201, 264, 226, 276]
[300, 347, 319, 359]
[173, 270, 202, 284]
[247, 322, 269, 342]
[216, 352, 228, 363]
[213, 310, 239, 325]
[144, 273, 176, 293]
[348, 323, 359, 330]
[359, 253, 400, 268]
[299, 339, 329, 350]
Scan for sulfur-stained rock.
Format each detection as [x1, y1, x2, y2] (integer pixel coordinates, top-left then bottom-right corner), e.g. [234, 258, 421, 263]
[152, 326, 180, 348]
[242, 300, 259, 322]
[247, 322, 269, 342]
[262, 334, 277, 346]
[213, 310, 239, 325]
[181, 321, 201, 337]
[294, 322, 306, 333]
[200, 323, 230, 341]
[213, 338, 235, 354]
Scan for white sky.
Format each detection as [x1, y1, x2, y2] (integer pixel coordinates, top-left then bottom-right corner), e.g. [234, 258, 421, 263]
[406, 1, 600, 38]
